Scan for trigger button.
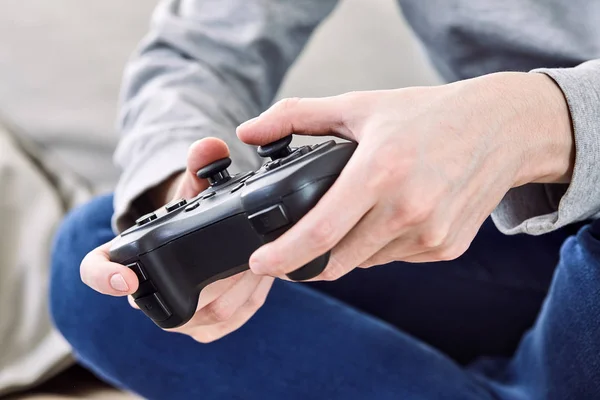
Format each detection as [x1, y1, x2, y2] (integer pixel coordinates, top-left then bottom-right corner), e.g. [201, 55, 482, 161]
[135, 293, 172, 322]
[127, 262, 148, 283]
[248, 204, 290, 234]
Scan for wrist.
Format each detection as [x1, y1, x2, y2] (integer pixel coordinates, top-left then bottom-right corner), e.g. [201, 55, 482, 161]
[477, 72, 575, 187]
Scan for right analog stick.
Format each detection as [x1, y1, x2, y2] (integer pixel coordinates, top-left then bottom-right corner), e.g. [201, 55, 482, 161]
[257, 136, 293, 160]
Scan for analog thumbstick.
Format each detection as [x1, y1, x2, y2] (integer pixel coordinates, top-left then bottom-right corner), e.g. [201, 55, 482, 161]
[257, 136, 293, 160]
[196, 157, 232, 186]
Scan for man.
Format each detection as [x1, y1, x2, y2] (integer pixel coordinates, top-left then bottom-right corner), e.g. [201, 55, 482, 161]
[50, 0, 600, 398]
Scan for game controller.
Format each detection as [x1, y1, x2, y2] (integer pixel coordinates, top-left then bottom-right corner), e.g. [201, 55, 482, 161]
[109, 135, 357, 328]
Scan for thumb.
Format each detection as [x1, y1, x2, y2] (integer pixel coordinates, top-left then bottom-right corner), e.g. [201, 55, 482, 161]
[236, 96, 354, 146]
[175, 137, 230, 199]
[80, 241, 140, 296]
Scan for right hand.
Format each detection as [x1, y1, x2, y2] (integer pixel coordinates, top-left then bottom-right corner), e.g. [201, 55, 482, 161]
[80, 137, 274, 343]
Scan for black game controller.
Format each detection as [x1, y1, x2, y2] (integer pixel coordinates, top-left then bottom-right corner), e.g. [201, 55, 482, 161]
[109, 135, 356, 328]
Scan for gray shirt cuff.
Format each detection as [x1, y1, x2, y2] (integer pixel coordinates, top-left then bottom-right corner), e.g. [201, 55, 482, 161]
[492, 60, 600, 235]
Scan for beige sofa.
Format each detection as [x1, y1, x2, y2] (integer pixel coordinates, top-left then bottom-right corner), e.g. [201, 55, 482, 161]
[0, 0, 438, 398]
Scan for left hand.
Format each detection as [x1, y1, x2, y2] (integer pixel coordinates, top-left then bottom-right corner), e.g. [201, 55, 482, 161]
[236, 72, 575, 281]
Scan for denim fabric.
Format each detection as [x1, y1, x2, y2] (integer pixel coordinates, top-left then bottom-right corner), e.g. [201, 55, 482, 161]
[50, 195, 600, 399]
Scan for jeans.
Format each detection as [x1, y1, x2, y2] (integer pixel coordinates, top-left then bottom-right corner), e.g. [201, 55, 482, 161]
[50, 195, 600, 399]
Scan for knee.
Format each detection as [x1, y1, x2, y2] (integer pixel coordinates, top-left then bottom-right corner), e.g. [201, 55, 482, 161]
[51, 194, 115, 263]
[49, 194, 116, 348]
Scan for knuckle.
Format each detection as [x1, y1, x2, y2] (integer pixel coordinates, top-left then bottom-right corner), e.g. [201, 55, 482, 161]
[246, 291, 267, 311]
[365, 154, 404, 192]
[309, 219, 338, 251]
[418, 226, 449, 249]
[274, 97, 301, 112]
[384, 206, 411, 234]
[402, 198, 434, 226]
[206, 300, 234, 323]
[383, 198, 433, 234]
[435, 243, 467, 261]
[340, 91, 362, 105]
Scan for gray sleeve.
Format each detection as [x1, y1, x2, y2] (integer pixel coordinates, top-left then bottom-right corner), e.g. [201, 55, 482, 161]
[491, 60, 600, 235]
[112, 0, 338, 232]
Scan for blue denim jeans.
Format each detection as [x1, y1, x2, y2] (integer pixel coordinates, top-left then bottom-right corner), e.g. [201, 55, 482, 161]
[50, 195, 600, 399]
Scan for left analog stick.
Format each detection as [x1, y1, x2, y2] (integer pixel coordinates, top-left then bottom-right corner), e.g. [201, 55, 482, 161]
[197, 157, 232, 186]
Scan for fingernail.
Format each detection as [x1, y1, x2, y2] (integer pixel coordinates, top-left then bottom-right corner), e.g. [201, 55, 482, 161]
[110, 273, 129, 292]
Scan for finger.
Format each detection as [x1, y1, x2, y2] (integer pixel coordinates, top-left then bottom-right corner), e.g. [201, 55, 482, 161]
[196, 272, 246, 311]
[80, 241, 139, 296]
[305, 204, 400, 281]
[175, 137, 231, 199]
[186, 277, 274, 343]
[236, 96, 356, 146]
[401, 196, 495, 264]
[191, 271, 263, 326]
[248, 146, 376, 277]
[128, 295, 139, 310]
[129, 274, 244, 314]
[359, 236, 424, 267]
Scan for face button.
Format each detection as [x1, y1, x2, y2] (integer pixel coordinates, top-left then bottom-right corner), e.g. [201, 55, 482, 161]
[196, 157, 232, 186]
[239, 172, 254, 183]
[279, 146, 311, 166]
[185, 202, 201, 212]
[257, 136, 293, 160]
[248, 204, 290, 234]
[230, 182, 245, 193]
[136, 212, 157, 226]
[264, 159, 282, 171]
[165, 198, 187, 212]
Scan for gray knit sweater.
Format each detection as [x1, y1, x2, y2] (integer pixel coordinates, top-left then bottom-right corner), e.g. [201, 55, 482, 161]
[113, 0, 600, 236]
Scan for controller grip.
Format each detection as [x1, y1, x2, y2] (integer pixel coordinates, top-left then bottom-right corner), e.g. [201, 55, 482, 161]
[286, 252, 330, 281]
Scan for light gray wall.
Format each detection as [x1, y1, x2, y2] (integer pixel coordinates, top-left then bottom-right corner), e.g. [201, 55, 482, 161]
[0, 0, 440, 188]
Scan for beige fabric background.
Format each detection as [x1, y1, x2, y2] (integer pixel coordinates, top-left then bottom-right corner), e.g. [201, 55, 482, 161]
[0, 123, 92, 396]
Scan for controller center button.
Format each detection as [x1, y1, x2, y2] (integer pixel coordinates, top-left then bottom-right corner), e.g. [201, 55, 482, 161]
[127, 262, 148, 283]
[202, 191, 216, 199]
[135, 293, 172, 322]
[248, 204, 290, 234]
[165, 198, 187, 212]
[136, 212, 157, 226]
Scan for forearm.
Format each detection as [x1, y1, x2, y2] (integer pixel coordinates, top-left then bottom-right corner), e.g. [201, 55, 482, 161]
[113, 0, 338, 232]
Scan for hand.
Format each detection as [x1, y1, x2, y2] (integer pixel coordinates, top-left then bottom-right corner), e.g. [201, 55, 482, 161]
[80, 137, 274, 343]
[237, 72, 575, 281]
